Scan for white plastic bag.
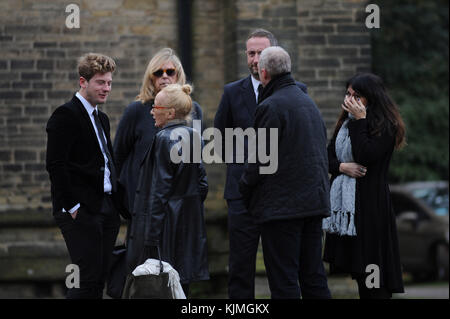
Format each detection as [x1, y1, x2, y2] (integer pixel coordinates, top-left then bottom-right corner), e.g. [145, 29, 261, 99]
[132, 258, 186, 299]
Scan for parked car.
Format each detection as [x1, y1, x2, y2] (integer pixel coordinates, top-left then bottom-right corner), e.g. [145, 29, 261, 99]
[390, 181, 449, 282]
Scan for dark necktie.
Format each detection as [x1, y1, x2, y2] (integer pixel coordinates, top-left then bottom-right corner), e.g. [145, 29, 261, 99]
[257, 84, 263, 103]
[93, 110, 117, 193]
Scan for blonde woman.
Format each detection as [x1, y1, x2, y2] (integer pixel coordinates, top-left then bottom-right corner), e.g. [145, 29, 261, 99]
[114, 48, 203, 214]
[138, 84, 209, 297]
[114, 49, 203, 280]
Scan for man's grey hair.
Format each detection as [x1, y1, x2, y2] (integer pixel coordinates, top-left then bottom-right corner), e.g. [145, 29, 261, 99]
[258, 46, 291, 77]
[247, 28, 278, 46]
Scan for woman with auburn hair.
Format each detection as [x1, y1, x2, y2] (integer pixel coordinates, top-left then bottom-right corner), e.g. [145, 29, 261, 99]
[322, 73, 406, 299]
[113, 48, 203, 276]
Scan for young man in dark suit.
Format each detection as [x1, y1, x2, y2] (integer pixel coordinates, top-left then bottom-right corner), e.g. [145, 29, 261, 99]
[214, 29, 307, 299]
[46, 53, 123, 299]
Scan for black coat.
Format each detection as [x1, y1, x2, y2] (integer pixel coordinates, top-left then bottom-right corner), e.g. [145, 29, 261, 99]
[46, 95, 126, 217]
[323, 118, 404, 293]
[239, 73, 330, 223]
[113, 99, 203, 213]
[126, 121, 209, 284]
[214, 75, 307, 200]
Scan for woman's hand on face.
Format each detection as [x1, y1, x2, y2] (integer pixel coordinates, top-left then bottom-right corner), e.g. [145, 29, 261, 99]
[339, 162, 367, 178]
[342, 96, 366, 120]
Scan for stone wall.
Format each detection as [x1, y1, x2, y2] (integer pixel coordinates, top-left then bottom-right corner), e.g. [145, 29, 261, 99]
[0, 0, 177, 210]
[230, 0, 371, 131]
[0, 0, 371, 298]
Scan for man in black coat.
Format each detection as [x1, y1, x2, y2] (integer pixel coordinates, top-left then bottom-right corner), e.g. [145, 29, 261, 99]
[46, 53, 125, 299]
[214, 29, 308, 298]
[239, 46, 331, 299]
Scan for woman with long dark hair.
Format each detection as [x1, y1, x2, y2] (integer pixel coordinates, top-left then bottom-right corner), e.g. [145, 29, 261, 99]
[323, 73, 406, 299]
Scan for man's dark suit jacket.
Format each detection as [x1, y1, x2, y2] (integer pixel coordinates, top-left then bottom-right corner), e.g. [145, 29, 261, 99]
[46, 94, 126, 217]
[214, 75, 307, 200]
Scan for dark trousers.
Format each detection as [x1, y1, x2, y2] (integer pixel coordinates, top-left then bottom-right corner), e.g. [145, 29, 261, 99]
[227, 199, 261, 299]
[54, 195, 121, 299]
[261, 217, 331, 299]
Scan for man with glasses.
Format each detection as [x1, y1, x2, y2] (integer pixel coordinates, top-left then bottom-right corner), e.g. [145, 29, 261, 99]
[214, 29, 307, 299]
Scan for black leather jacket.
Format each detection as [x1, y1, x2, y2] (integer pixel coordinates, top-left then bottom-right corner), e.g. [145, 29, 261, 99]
[126, 120, 209, 284]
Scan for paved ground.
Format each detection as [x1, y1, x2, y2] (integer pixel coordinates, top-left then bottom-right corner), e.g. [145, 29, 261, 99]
[255, 275, 449, 299]
[400, 282, 449, 299]
[253, 245, 449, 299]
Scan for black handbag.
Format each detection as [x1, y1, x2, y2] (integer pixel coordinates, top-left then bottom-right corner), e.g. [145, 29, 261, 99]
[121, 246, 173, 299]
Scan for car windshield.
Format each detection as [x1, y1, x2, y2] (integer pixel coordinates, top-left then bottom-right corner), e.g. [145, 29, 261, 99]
[412, 186, 449, 216]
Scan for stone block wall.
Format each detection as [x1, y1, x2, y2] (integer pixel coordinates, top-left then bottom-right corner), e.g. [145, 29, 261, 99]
[230, 0, 371, 132]
[0, 0, 178, 210]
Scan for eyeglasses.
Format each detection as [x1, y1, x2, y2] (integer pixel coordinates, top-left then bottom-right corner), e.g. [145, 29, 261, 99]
[152, 104, 170, 110]
[153, 68, 176, 77]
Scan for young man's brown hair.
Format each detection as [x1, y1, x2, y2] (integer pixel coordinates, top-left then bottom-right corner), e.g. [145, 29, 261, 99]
[77, 53, 116, 81]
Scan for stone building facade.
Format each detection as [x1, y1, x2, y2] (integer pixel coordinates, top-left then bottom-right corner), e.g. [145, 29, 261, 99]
[0, 0, 370, 297]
